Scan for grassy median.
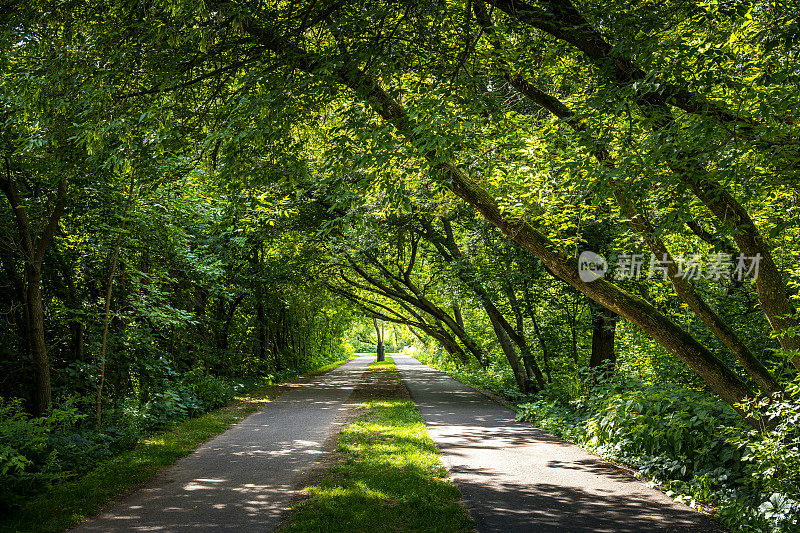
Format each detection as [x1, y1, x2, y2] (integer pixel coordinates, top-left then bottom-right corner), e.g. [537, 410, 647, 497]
[280, 356, 475, 533]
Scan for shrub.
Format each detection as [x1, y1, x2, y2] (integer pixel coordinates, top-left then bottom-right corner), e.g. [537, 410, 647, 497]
[141, 386, 202, 431]
[183, 372, 235, 411]
[583, 382, 745, 482]
[0, 398, 81, 511]
[723, 385, 800, 531]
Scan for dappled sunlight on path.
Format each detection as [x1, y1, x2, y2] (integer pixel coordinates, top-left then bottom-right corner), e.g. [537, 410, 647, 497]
[72, 356, 373, 532]
[394, 354, 725, 533]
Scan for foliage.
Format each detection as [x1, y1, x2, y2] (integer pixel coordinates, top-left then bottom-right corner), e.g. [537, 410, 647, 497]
[0, 398, 78, 511]
[2, 0, 800, 528]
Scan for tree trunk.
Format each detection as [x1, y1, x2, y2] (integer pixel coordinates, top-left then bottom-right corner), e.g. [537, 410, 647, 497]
[26, 267, 51, 417]
[374, 317, 385, 362]
[219, 293, 245, 352]
[272, 308, 283, 371]
[522, 281, 552, 382]
[494, 316, 532, 392]
[678, 165, 800, 370]
[589, 303, 617, 369]
[72, 322, 84, 361]
[256, 290, 267, 361]
[1, 160, 66, 416]
[568, 299, 580, 364]
[52, 249, 85, 362]
[452, 301, 465, 331]
[504, 277, 546, 390]
[417, 322, 471, 365]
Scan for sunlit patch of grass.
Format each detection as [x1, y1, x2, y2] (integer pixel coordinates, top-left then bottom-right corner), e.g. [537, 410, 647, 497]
[0, 357, 354, 533]
[369, 355, 395, 370]
[281, 358, 475, 533]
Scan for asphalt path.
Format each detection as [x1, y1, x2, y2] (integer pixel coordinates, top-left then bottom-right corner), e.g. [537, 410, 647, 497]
[394, 353, 725, 533]
[72, 354, 373, 532]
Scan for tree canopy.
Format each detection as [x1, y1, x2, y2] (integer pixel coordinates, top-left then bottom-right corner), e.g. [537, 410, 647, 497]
[1, 0, 799, 528]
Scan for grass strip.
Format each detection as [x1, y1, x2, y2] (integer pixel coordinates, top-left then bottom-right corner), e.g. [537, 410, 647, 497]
[0, 357, 355, 533]
[280, 356, 475, 533]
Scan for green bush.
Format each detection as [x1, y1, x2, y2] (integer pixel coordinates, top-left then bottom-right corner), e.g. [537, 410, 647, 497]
[183, 370, 236, 411]
[0, 398, 81, 511]
[722, 385, 800, 530]
[582, 382, 745, 482]
[141, 386, 201, 431]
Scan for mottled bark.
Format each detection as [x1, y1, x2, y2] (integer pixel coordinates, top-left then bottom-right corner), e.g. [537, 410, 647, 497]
[676, 165, 800, 371]
[26, 268, 50, 416]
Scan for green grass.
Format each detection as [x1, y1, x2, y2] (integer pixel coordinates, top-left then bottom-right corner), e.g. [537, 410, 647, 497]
[0, 357, 355, 533]
[369, 354, 395, 370]
[280, 357, 475, 533]
[313, 358, 356, 374]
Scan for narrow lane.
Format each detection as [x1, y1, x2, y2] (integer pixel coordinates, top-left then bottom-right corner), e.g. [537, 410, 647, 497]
[394, 353, 724, 533]
[72, 355, 373, 532]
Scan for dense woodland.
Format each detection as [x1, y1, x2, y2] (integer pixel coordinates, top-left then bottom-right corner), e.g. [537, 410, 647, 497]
[1, 0, 799, 530]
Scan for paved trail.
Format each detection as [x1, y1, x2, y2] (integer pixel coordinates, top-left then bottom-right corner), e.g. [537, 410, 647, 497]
[73, 355, 373, 532]
[74, 353, 724, 532]
[394, 353, 724, 533]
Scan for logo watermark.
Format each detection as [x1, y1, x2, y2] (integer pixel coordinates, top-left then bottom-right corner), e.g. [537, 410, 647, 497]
[577, 251, 761, 282]
[578, 251, 608, 282]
